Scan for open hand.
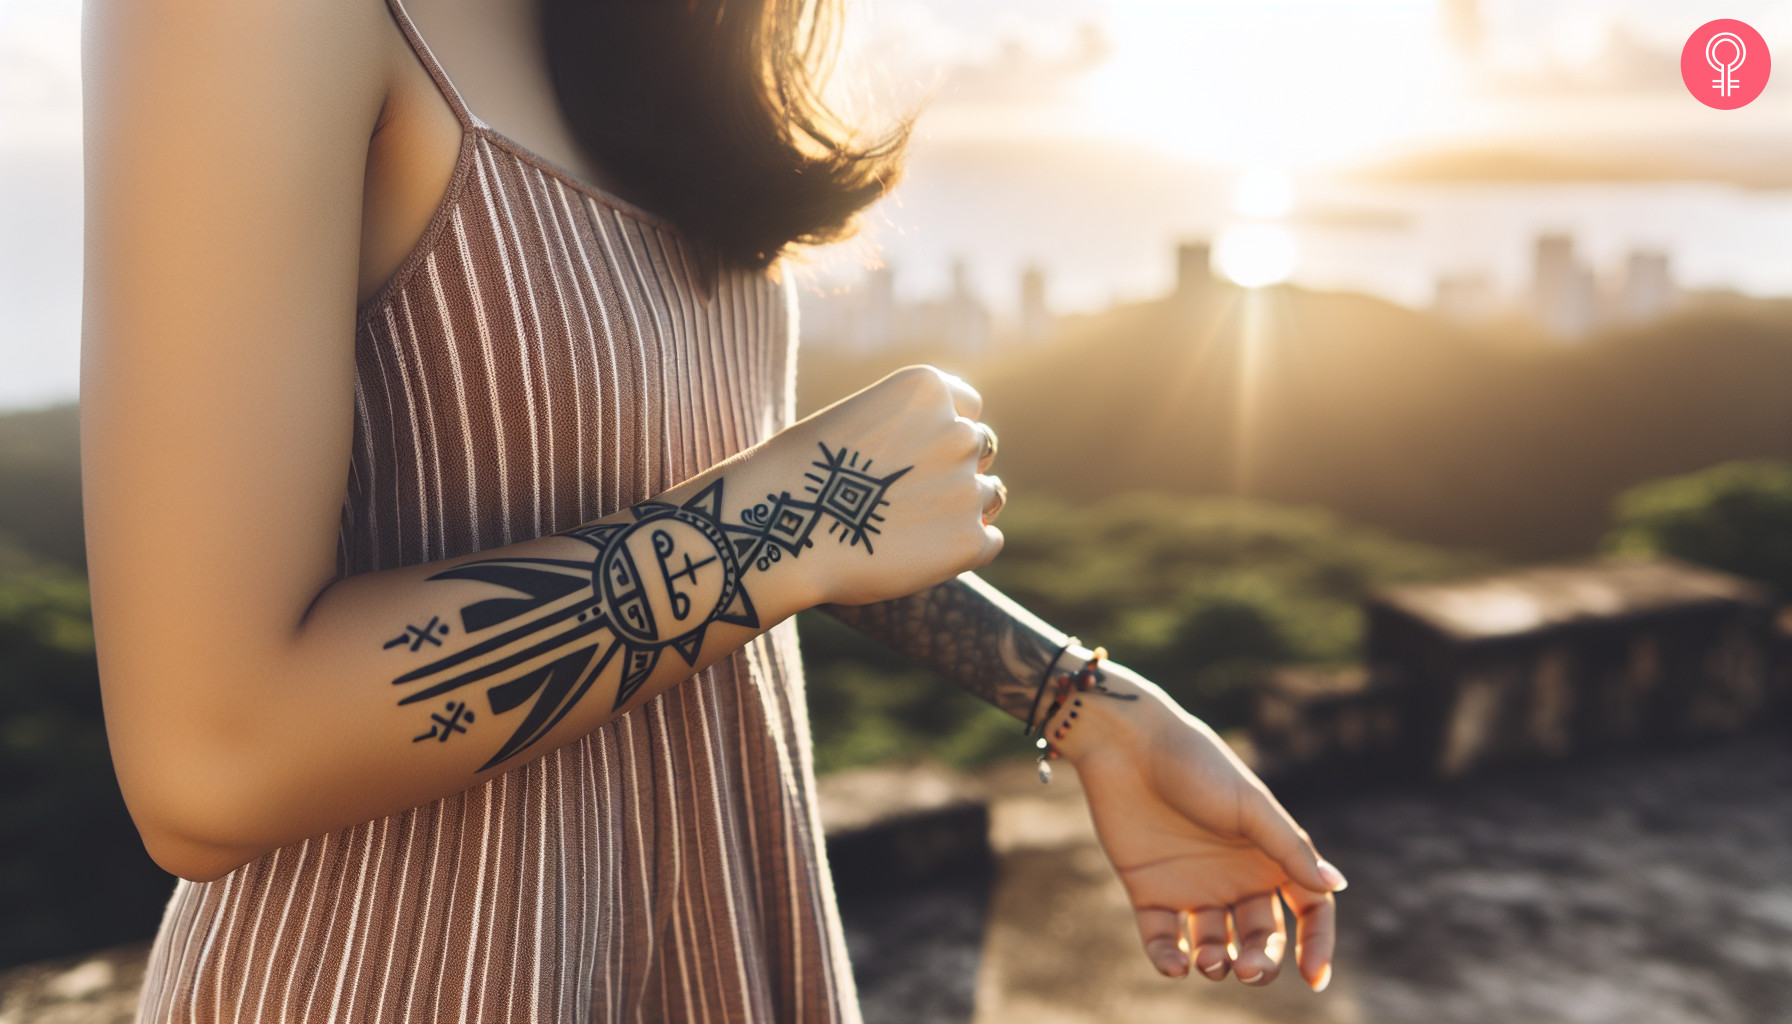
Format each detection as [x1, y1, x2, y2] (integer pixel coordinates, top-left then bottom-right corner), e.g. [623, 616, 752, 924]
[1052, 658, 1346, 991]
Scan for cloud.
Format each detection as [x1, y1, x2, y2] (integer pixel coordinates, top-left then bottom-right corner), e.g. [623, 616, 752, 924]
[845, 2, 1111, 116]
[0, 0, 83, 153]
[933, 22, 1111, 107]
[1479, 23, 1684, 96]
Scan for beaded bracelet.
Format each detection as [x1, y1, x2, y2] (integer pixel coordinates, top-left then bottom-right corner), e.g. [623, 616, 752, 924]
[1024, 636, 1080, 737]
[1031, 646, 1108, 783]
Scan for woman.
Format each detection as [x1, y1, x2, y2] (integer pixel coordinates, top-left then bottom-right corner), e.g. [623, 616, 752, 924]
[81, 0, 1345, 1019]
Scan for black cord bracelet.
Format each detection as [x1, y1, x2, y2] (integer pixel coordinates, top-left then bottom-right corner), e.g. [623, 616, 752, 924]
[1024, 636, 1079, 737]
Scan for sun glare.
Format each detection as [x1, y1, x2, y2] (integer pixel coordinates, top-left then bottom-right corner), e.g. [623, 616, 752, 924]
[1075, 1, 1455, 168]
[1235, 167, 1293, 218]
[1215, 225, 1297, 288]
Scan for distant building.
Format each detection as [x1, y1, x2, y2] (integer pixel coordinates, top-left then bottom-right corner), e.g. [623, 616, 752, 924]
[798, 266, 895, 355]
[1618, 249, 1677, 323]
[797, 284, 851, 350]
[1433, 273, 1497, 323]
[796, 260, 993, 354]
[859, 266, 896, 351]
[943, 259, 992, 353]
[1176, 240, 1214, 298]
[1018, 264, 1052, 344]
[1533, 233, 1599, 339]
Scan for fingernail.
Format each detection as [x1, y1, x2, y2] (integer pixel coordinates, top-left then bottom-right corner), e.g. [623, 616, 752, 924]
[1154, 950, 1189, 978]
[1236, 966, 1264, 985]
[1311, 963, 1333, 993]
[1318, 859, 1349, 892]
[1200, 959, 1228, 980]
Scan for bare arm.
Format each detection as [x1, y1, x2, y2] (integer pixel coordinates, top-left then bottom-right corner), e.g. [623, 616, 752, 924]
[81, 0, 999, 881]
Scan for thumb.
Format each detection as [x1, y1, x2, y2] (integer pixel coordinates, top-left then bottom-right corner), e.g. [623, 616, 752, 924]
[1132, 907, 1189, 978]
[1240, 792, 1347, 895]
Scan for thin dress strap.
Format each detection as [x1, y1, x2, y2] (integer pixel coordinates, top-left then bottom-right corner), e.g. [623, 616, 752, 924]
[382, 0, 483, 130]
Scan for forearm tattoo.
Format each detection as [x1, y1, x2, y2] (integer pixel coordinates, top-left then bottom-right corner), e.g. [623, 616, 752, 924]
[823, 573, 1071, 724]
[385, 444, 907, 771]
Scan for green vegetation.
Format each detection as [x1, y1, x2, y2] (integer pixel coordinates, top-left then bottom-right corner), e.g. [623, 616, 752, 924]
[802, 493, 1489, 773]
[0, 537, 173, 968]
[0, 404, 86, 570]
[1604, 460, 1792, 597]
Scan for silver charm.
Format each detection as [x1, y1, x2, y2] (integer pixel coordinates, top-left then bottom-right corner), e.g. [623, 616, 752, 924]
[1035, 737, 1053, 783]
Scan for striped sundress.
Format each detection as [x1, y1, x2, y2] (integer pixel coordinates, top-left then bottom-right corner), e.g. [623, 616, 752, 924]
[132, 1, 858, 1020]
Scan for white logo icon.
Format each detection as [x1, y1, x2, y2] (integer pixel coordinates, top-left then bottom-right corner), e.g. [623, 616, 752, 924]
[1708, 31, 1747, 96]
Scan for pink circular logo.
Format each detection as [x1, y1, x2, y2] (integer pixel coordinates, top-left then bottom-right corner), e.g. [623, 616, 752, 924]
[1682, 20, 1770, 109]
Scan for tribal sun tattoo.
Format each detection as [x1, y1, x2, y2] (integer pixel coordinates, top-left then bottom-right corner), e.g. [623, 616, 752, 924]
[388, 444, 907, 772]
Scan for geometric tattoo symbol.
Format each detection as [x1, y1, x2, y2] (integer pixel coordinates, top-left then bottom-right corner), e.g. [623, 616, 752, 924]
[384, 615, 450, 651]
[412, 699, 475, 742]
[732, 444, 910, 571]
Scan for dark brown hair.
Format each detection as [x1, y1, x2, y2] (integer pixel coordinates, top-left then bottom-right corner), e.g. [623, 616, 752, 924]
[541, 0, 908, 268]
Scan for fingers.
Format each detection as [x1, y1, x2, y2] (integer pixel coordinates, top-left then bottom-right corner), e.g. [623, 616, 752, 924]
[954, 415, 1000, 471]
[885, 366, 1005, 568]
[973, 521, 1004, 568]
[976, 473, 1007, 525]
[1230, 893, 1286, 987]
[1132, 907, 1189, 978]
[1190, 907, 1230, 981]
[938, 370, 983, 421]
[878, 364, 982, 421]
[1240, 792, 1344, 897]
[1148, 892, 1332, 992]
[1283, 883, 1337, 992]
[974, 422, 999, 473]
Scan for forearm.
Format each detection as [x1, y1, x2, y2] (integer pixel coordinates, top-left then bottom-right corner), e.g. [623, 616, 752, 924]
[822, 572, 1080, 725]
[105, 432, 900, 875]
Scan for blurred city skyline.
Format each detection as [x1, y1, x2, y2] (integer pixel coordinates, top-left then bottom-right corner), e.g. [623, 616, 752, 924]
[804, 0, 1792, 321]
[799, 227, 1688, 356]
[8, 0, 1792, 406]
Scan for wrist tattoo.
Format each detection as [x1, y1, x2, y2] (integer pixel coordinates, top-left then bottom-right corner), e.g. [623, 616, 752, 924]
[824, 574, 1070, 723]
[390, 443, 907, 771]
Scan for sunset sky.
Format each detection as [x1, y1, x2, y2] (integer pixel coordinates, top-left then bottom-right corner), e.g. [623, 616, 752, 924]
[6, 0, 1792, 405]
[843, 0, 1792, 165]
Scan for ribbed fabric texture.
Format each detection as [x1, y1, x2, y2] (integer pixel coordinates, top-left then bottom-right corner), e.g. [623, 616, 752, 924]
[132, 2, 857, 1020]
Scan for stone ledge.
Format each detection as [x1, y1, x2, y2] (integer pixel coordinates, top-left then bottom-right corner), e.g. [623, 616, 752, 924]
[0, 941, 149, 1024]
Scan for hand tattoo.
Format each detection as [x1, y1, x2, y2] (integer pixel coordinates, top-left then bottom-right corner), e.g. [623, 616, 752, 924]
[390, 444, 908, 771]
[824, 574, 1072, 723]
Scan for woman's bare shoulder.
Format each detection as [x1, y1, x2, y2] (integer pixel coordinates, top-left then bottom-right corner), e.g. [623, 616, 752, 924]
[83, 0, 395, 155]
[79, 0, 402, 794]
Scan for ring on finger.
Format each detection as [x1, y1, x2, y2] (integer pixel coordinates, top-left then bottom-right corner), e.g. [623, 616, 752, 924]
[973, 421, 999, 463]
[982, 479, 1008, 525]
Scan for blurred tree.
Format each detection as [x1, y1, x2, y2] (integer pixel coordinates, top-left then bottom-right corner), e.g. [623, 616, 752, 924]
[1604, 460, 1792, 598]
[0, 404, 86, 570]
